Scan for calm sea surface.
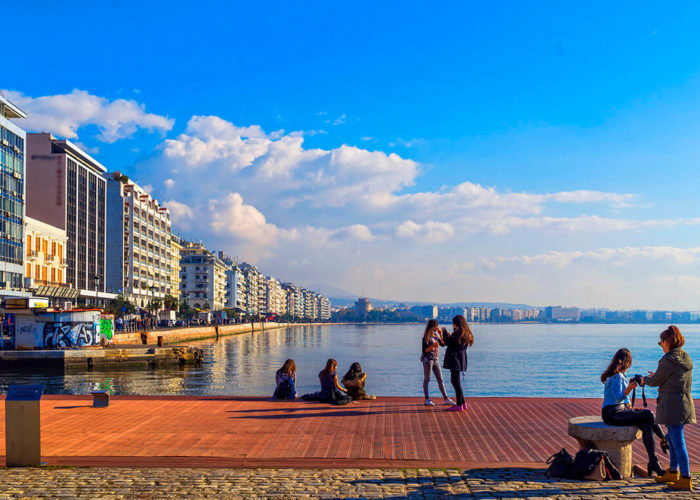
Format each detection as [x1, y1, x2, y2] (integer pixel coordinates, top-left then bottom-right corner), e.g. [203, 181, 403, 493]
[1, 323, 698, 398]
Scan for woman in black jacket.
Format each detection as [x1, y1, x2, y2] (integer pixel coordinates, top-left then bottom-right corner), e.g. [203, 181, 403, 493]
[442, 315, 474, 411]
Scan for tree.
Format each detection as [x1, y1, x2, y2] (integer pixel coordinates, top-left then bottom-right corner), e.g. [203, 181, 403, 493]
[105, 294, 136, 318]
[163, 294, 179, 311]
[147, 297, 163, 314]
[179, 299, 193, 319]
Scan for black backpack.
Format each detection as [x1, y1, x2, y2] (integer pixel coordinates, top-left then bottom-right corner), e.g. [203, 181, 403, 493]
[275, 379, 295, 399]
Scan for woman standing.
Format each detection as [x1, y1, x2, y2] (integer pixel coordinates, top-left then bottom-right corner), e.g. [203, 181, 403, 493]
[421, 320, 454, 406]
[442, 315, 473, 411]
[600, 349, 666, 476]
[645, 325, 695, 491]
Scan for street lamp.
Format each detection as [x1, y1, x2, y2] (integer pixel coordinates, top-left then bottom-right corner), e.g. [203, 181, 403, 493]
[149, 285, 157, 325]
[94, 275, 100, 309]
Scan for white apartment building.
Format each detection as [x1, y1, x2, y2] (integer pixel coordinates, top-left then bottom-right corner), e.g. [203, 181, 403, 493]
[317, 295, 331, 320]
[264, 276, 286, 316]
[225, 265, 245, 310]
[180, 241, 227, 311]
[282, 283, 304, 319]
[169, 236, 182, 300]
[105, 173, 172, 308]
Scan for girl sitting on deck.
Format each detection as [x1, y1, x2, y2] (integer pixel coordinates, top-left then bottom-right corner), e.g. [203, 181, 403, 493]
[319, 358, 351, 405]
[273, 359, 298, 400]
[601, 348, 667, 477]
[341, 362, 376, 400]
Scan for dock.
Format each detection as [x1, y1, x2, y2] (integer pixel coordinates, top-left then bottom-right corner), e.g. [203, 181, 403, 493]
[0, 346, 203, 370]
[1, 396, 698, 470]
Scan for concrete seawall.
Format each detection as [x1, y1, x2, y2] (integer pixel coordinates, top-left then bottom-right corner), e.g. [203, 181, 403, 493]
[112, 322, 322, 345]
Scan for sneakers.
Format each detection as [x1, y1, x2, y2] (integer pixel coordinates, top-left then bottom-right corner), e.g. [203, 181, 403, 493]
[461, 402, 468, 410]
[424, 399, 435, 406]
[446, 404, 464, 411]
[443, 398, 456, 405]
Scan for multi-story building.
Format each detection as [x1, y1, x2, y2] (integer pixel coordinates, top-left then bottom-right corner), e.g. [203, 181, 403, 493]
[0, 95, 29, 297]
[105, 172, 173, 308]
[24, 216, 68, 287]
[179, 241, 227, 311]
[239, 263, 263, 315]
[317, 295, 331, 320]
[282, 283, 304, 320]
[26, 133, 115, 305]
[169, 236, 182, 300]
[224, 265, 245, 311]
[303, 288, 318, 319]
[264, 276, 286, 316]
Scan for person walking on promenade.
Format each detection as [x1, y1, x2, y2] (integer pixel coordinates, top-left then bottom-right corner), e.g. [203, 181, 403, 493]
[342, 362, 376, 400]
[273, 359, 298, 400]
[645, 325, 696, 491]
[319, 358, 351, 405]
[421, 320, 454, 407]
[600, 348, 667, 477]
[442, 315, 473, 412]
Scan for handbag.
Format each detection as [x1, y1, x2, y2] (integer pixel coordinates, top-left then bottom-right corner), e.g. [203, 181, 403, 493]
[545, 448, 573, 478]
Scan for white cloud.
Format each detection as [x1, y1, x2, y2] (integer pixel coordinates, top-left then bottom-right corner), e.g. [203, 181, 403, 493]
[5, 89, 173, 142]
[341, 224, 374, 241]
[164, 178, 176, 188]
[332, 114, 346, 125]
[395, 220, 455, 242]
[209, 193, 280, 250]
[482, 246, 700, 268]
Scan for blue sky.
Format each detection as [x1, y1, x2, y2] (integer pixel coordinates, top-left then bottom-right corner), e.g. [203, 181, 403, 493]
[6, 2, 700, 308]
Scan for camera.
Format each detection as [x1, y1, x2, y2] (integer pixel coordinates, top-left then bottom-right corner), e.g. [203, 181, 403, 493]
[630, 374, 644, 385]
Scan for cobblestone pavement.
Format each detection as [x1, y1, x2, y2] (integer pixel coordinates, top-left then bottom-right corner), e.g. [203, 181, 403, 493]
[0, 467, 696, 499]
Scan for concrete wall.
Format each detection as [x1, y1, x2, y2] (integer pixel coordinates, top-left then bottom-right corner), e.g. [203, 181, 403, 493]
[112, 322, 319, 345]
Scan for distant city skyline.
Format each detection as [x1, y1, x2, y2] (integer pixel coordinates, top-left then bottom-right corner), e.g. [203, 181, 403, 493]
[6, 3, 700, 309]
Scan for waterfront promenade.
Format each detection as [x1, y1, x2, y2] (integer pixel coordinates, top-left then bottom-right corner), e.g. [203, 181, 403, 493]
[1, 396, 698, 469]
[0, 396, 698, 498]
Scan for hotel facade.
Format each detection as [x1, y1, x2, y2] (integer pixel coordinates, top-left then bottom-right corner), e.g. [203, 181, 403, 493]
[26, 133, 114, 304]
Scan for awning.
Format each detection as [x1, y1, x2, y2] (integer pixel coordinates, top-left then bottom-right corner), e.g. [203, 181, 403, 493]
[34, 285, 81, 299]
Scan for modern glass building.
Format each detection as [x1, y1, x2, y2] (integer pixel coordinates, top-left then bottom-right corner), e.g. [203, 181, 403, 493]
[0, 95, 28, 294]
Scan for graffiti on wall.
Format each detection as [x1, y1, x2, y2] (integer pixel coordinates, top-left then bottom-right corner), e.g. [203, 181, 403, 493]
[100, 318, 113, 340]
[43, 322, 99, 348]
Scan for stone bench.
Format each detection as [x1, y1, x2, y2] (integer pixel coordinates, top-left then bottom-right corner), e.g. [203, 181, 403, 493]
[568, 416, 641, 478]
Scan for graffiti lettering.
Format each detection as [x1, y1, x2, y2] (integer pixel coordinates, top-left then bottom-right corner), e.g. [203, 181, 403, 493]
[43, 322, 98, 349]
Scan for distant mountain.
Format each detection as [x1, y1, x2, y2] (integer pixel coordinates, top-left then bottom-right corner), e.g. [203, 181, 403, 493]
[306, 283, 358, 299]
[327, 295, 539, 310]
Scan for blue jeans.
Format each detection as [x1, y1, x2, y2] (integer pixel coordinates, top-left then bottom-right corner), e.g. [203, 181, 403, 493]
[667, 424, 690, 477]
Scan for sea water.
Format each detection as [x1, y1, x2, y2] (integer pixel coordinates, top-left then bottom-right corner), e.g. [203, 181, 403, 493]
[0, 323, 697, 398]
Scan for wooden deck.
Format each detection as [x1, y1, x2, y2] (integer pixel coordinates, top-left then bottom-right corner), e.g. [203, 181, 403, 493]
[1, 396, 698, 469]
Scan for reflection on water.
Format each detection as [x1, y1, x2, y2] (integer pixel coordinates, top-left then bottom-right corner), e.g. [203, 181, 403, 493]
[0, 323, 698, 398]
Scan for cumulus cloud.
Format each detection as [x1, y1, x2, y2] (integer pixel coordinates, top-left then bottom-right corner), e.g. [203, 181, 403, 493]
[482, 246, 700, 268]
[395, 220, 455, 241]
[5, 89, 173, 142]
[209, 193, 281, 250]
